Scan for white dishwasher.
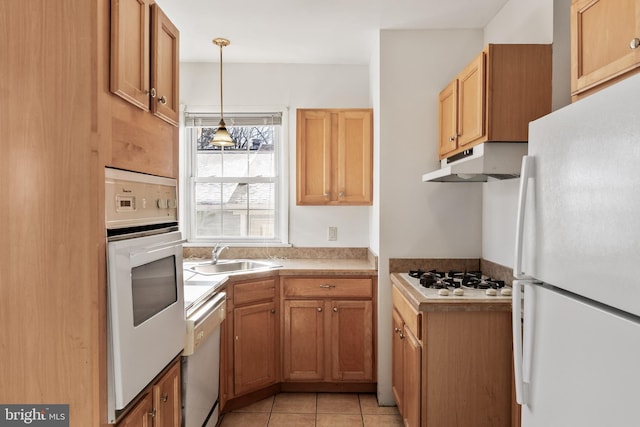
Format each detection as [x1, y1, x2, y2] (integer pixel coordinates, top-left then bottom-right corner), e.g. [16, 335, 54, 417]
[182, 288, 226, 427]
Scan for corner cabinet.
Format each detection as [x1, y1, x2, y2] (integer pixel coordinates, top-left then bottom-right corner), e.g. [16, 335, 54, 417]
[438, 44, 552, 160]
[571, 0, 640, 100]
[282, 277, 375, 383]
[111, 0, 179, 126]
[220, 278, 279, 407]
[296, 109, 373, 206]
[117, 359, 181, 427]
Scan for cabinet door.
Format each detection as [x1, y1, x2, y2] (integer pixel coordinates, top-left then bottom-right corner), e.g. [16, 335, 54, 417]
[153, 361, 181, 427]
[234, 301, 278, 395]
[572, 0, 640, 96]
[336, 110, 373, 205]
[391, 309, 405, 414]
[151, 4, 180, 126]
[329, 300, 373, 381]
[283, 299, 325, 380]
[403, 326, 421, 427]
[438, 80, 458, 158]
[110, 0, 151, 110]
[457, 52, 485, 148]
[296, 110, 332, 205]
[117, 392, 153, 427]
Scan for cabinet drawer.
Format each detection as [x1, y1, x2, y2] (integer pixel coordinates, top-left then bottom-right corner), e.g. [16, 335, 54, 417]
[283, 277, 372, 299]
[233, 279, 276, 306]
[392, 285, 421, 340]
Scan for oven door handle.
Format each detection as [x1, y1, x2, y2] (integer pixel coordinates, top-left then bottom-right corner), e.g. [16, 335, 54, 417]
[129, 239, 186, 258]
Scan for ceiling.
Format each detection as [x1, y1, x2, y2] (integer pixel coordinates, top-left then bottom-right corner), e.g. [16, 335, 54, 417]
[155, 0, 509, 65]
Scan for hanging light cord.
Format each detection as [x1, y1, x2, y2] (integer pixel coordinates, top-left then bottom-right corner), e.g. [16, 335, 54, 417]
[218, 41, 224, 122]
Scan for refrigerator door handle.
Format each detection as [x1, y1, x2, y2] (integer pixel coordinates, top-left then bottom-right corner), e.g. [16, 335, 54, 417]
[513, 279, 536, 405]
[512, 280, 528, 405]
[514, 155, 535, 279]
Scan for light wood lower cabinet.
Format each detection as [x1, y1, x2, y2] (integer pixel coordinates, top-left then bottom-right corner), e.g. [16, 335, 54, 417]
[221, 278, 279, 406]
[392, 284, 513, 427]
[282, 277, 375, 383]
[117, 360, 181, 427]
[234, 300, 278, 395]
[391, 293, 421, 427]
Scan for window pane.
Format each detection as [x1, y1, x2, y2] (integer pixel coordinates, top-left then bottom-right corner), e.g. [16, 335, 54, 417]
[197, 148, 222, 178]
[221, 150, 250, 178]
[248, 183, 275, 210]
[249, 211, 275, 237]
[249, 150, 275, 177]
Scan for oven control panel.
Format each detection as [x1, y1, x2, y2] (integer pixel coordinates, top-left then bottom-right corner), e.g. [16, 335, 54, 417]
[105, 168, 178, 229]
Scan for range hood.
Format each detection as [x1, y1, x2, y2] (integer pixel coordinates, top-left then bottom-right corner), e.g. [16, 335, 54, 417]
[422, 143, 528, 183]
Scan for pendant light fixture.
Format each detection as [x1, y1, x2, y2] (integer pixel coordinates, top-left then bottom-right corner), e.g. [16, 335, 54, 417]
[210, 37, 235, 147]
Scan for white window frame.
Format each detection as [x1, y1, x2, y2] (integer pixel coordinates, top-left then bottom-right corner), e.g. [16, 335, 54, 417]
[181, 105, 289, 246]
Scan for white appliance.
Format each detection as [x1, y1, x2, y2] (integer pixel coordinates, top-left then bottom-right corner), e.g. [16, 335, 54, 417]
[422, 142, 528, 182]
[513, 74, 640, 427]
[105, 168, 185, 423]
[182, 272, 227, 427]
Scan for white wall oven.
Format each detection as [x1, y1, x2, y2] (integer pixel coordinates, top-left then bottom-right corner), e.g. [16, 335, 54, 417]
[105, 168, 185, 423]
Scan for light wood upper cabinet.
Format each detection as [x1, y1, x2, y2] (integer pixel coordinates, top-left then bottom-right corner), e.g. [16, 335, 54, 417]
[297, 109, 373, 205]
[571, 0, 640, 99]
[151, 5, 179, 125]
[110, 0, 150, 110]
[111, 0, 180, 126]
[438, 44, 552, 160]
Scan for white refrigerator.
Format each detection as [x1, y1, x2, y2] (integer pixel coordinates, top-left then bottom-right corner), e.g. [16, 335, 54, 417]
[513, 73, 640, 427]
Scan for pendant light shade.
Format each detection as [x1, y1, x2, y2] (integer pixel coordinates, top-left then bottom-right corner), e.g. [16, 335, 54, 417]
[211, 38, 235, 147]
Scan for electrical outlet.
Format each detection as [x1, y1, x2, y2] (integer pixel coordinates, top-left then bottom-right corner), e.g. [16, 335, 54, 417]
[328, 226, 338, 241]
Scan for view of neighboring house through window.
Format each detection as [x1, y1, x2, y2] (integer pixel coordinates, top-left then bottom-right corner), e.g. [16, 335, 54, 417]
[184, 111, 286, 244]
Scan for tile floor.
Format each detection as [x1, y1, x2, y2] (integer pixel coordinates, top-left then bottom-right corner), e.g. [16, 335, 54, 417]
[219, 392, 403, 427]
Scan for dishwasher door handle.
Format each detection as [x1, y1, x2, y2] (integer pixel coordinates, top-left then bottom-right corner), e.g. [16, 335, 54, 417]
[183, 292, 226, 356]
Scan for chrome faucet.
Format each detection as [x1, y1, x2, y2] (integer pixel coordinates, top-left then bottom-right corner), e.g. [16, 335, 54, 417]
[211, 243, 229, 264]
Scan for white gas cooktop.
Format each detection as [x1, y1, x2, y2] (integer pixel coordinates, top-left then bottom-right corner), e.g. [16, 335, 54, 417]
[399, 273, 512, 301]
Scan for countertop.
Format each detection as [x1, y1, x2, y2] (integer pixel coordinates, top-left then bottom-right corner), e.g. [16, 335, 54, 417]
[390, 272, 512, 312]
[183, 257, 378, 281]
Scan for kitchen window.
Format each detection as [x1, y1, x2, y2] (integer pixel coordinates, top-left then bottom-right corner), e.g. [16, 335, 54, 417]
[184, 110, 288, 244]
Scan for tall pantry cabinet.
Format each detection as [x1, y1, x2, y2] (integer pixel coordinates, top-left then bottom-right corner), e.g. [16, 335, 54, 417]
[0, 1, 178, 426]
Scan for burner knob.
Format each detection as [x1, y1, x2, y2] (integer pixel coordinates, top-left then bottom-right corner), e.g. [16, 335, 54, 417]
[485, 289, 497, 296]
[438, 289, 449, 296]
[501, 288, 512, 297]
[453, 288, 464, 296]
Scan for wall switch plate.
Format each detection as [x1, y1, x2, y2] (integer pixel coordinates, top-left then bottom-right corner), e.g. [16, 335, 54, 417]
[328, 226, 338, 241]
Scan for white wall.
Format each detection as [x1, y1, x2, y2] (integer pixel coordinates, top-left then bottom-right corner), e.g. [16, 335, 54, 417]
[180, 62, 372, 247]
[375, 29, 485, 405]
[481, 0, 571, 267]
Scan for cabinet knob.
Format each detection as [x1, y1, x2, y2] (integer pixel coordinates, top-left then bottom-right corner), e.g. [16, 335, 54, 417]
[339, 191, 345, 198]
[148, 408, 156, 418]
[399, 333, 405, 340]
[449, 135, 456, 142]
[317, 307, 323, 312]
[271, 308, 276, 314]
[161, 393, 168, 402]
[333, 306, 338, 312]
[323, 192, 330, 197]
[394, 327, 401, 334]
[630, 38, 640, 49]
[159, 95, 167, 105]
[150, 88, 157, 98]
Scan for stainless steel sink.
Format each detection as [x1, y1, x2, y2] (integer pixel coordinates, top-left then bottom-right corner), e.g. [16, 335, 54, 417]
[187, 259, 281, 275]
